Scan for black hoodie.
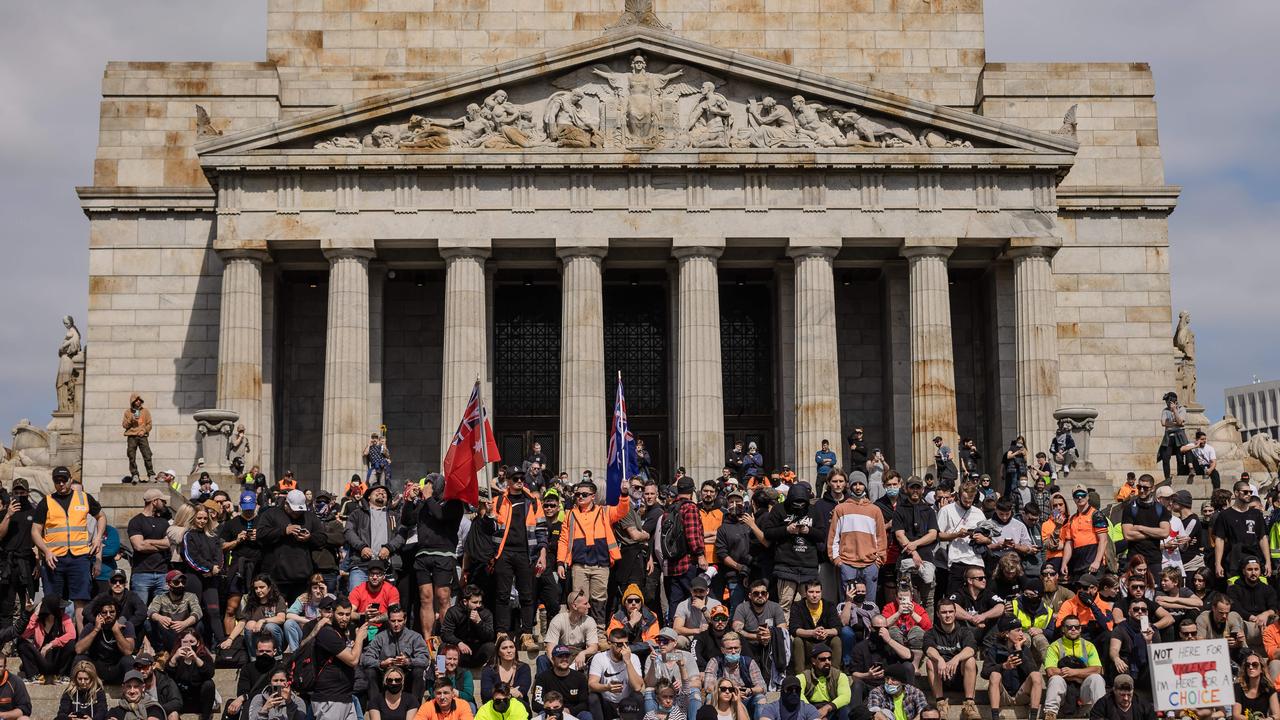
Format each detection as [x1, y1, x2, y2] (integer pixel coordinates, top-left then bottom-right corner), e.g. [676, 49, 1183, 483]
[759, 483, 821, 581]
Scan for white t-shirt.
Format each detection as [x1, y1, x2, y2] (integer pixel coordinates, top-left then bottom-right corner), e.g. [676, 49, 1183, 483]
[1191, 444, 1217, 470]
[589, 651, 642, 705]
[1162, 515, 1186, 573]
[937, 502, 987, 566]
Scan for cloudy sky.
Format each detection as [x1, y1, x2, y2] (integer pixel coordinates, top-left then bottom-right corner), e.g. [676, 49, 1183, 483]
[0, 1, 1274, 438]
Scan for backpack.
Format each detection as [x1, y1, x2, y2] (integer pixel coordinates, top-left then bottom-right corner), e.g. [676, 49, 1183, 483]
[660, 499, 690, 560]
[287, 624, 333, 695]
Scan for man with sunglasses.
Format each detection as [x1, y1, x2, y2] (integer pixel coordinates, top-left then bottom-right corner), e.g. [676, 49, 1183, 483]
[492, 471, 548, 651]
[1213, 478, 1271, 580]
[1054, 574, 1113, 644]
[84, 568, 147, 634]
[949, 567, 1005, 637]
[1042, 617, 1104, 720]
[588, 628, 643, 720]
[557, 481, 631, 627]
[1120, 473, 1170, 569]
[1061, 486, 1108, 581]
[145, 569, 201, 652]
[32, 466, 106, 627]
[1108, 599, 1155, 690]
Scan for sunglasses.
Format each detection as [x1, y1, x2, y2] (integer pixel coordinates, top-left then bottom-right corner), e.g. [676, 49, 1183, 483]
[1130, 607, 1148, 614]
[1137, 485, 1153, 491]
[625, 598, 642, 604]
[1073, 492, 1088, 498]
[1246, 661, 1262, 669]
[968, 575, 987, 581]
[575, 492, 593, 498]
[749, 590, 768, 596]
[1063, 624, 1081, 631]
[719, 686, 735, 693]
[110, 578, 126, 585]
[1180, 632, 1198, 639]
[814, 655, 832, 662]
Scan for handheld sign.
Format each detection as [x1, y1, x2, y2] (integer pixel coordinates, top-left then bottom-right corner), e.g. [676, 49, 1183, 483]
[1148, 639, 1235, 712]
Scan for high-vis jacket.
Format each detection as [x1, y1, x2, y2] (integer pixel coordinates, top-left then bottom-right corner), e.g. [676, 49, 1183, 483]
[556, 497, 631, 568]
[44, 490, 91, 557]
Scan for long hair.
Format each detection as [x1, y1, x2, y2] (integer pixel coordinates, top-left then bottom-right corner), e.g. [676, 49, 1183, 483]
[171, 503, 197, 530]
[246, 574, 283, 611]
[1236, 651, 1274, 693]
[489, 634, 518, 669]
[171, 629, 214, 663]
[189, 504, 217, 538]
[63, 660, 104, 698]
[1121, 554, 1156, 592]
[37, 594, 67, 626]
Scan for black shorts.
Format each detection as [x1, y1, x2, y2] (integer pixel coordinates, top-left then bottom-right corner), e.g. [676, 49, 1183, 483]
[414, 554, 457, 588]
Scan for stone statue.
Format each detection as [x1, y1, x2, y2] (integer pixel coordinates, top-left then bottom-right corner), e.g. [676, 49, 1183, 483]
[605, 0, 670, 30]
[398, 114, 459, 150]
[790, 95, 848, 147]
[832, 108, 920, 147]
[543, 89, 599, 148]
[1174, 310, 1196, 362]
[1054, 104, 1078, 138]
[480, 90, 546, 148]
[315, 136, 362, 150]
[1173, 310, 1199, 408]
[591, 55, 691, 143]
[744, 97, 808, 148]
[55, 316, 82, 415]
[686, 82, 733, 148]
[195, 105, 222, 139]
[1246, 433, 1280, 486]
[919, 129, 974, 148]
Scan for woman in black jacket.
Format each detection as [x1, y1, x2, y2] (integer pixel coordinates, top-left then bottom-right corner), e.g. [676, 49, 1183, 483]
[166, 630, 217, 720]
[181, 505, 225, 645]
[55, 660, 108, 720]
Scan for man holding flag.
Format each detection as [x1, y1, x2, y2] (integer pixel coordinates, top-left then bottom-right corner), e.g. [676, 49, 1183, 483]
[553, 373, 640, 629]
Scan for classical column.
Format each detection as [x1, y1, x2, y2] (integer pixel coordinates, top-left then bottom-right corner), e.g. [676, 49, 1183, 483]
[1009, 237, 1062, 456]
[320, 247, 373, 494]
[674, 244, 725, 482]
[902, 239, 958, 477]
[368, 262, 386, 434]
[558, 246, 607, 476]
[789, 245, 841, 476]
[439, 247, 490, 460]
[215, 249, 268, 467]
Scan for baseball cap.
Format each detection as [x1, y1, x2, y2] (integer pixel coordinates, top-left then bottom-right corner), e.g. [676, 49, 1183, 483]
[676, 477, 695, 495]
[163, 468, 177, 477]
[726, 487, 744, 499]
[142, 488, 166, 503]
[1072, 484, 1089, 496]
[709, 605, 730, 619]
[285, 489, 307, 511]
[1077, 572, 1100, 587]
[885, 664, 913, 684]
[318, 595, 337, 610]
[552, 645, 575, 657]
[1155, 486, 1174, 500]
[110, 568, 127, 581]
[10, 478, 27, 492]
[165, 570, 184, 585]
[52, 466, 71, 480]
[998, 616, 1022, 632]
[122, 670, 146, 685]
[658, 627, 679, 642]
[810, 643, 832, 658]
[1172, 489, 1193, 508]
[906, 476, 924, 488]
[781, 675, 802, 692]
[239, 490, 258, 509]
[1114, 674, 1134, 690]
[368, 559, 388, 573]
[691, 575, 710, 590]
[134, 652, 155, 667]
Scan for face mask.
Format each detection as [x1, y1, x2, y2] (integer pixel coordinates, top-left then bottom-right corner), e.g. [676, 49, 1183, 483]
[493, 699, 510, 713]
[884, 682, 901, 695]
[853, 593, 866, 603]
[723, 653, 741, 665]
[386, 682, 403, 692]
[1022, 596, 1041, 610]
[885, 487, 899, 498]
[546, 711, 563, 720]
[851, 487, 867, 500]
[781, 691, 801, 710]
[254, 656, 275, 671]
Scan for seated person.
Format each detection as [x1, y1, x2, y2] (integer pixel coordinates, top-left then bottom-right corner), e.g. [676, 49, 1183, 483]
[0, 655, 31, 720]
[85, 569, 147, 634]
[1227, 558, 1278, 646]
[282, 574, 328, 653]
[132, 653, 180, 720]
[1109, 599, 1155, 690]
[540, 590, 597, 676]
[836, 581, 879, 668]
[56, 660, 109, 720]
[789, 581, 842, 674]
[848, 615, 913, 708]
[924, 600, 981, 720]
[759, 675, 820, 720]
[349, 559, 400, 631]
[867, 665, 927, 720]
[731, 580, 786, 662]
[16, 594, 75, 683]
[533, 645, 591, 720]
[425, 646, 477, 712]
[74, 599, 136, 686]
[1087, 673, 1151, 720]
[1043, 616, 1105, 720]
[533, 690, 580, 720]
[694, 606, 732, 670]
[163, 630, 217, 720]
[368, 665, 420, 720]
[795, 644, 851, 720]
[223, 575, 287, 660]
[700, 633, 766, 719]
[983, 617, 1044, 720]
[588, 630, 643, 720]
[480, 636, 532, 705]
[607, 585, 659, 666]
[672, 577, 722, 650]
[360, 605, 430, 706]
[643, 679, 686, 720]
[1054, 575, 1113, 644]
[705, 677, 751, 720]
[108, 671, 165, 720]
[1233, 651, 1278, 720]
[880, 584, 930, 670]
[643, 628, 699, 717]
[476, 681, 529, 720]
[1010, 578, 1054, 660]
[145, 571, 201, 656]
[223, 633, 281, 720]
[245, 668, 306, 720]
[415, 677, 475, 720]
[441, 585, 498, 670]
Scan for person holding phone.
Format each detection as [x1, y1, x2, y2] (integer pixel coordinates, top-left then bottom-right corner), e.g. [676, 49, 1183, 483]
[55, 660, 107, 720]
[361, 605, 430, 707]
[246, 669, 305, 720]
[1109, 598, 1155, 690]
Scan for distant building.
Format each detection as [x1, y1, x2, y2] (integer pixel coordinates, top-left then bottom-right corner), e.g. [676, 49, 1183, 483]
[1225, 380, 1280, 441]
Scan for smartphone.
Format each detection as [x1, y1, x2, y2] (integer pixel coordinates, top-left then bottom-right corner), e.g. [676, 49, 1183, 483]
[1140, 616, 1150, 633]
[437, 653, 448, 674]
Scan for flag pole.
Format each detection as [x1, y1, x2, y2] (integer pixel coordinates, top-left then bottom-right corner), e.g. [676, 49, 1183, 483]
[617, 370, 627, 483]
[476, 376, 493, 503]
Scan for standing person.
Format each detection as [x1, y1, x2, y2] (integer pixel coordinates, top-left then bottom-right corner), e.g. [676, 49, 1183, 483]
[404, 475, 468, 641]
[255, 489, 325, 602]
[958, 438, 982, 484]
[933, 437, 959, 486]
[311, 602, 372, 720]
[1002, 437, 1029, 500]
[814, 441, 837, 498]
[658, 478, 706, 625]
[1214, 479, 1271, 581]
[1119, 474, 1170, 569]
[558, 481, 632, 627]
[121, 394, 155, 484]
[846, 429, 869, 477]
[32, 466, 105, 629]
[726, 442, 746, 480]
[219, 491, 263, 639]
[759, 482, 821, 617]
[491, 472, 547, 650]
[0, 478, 38, 631]
[713, 488, 752, 609]
[891, 477, 939, 613]
[697, 482, 723, 569]
[936, 484, 990, 596]
[345, 484, 402, 592]
[1061, 485, 1109, 581]
[365, 433, 392, 485]
[741, 444, 764, 485]
[1159, 392, 1189, 483]
[125, 489, 170, 607]
[179, 505, 225, 645]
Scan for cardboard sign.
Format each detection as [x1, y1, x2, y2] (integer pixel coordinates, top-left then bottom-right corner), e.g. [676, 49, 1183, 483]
[1149, 639, 1236, 711]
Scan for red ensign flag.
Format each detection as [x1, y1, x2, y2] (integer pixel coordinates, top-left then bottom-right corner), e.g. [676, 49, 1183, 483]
[442, 380, 501, 505]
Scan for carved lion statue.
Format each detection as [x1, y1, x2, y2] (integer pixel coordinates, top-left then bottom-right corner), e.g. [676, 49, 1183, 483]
[1207, 416, 1247, 460]
[1246, 433, 1280, 484]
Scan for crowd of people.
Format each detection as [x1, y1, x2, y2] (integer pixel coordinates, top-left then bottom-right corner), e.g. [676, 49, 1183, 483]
[0, 392, 1269, 720]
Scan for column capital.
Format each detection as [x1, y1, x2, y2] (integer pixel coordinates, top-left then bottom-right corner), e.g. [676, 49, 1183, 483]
[217, 248, 270, 264]
[786, 242, 840, 261]
[671, 243, 724, 260]
[900, 237, 957, 260]
[1005, 236, 1063, 260]
[439, 246, 490, 261]
[322, 247, 375, 262]
[555, 242, 608, 261]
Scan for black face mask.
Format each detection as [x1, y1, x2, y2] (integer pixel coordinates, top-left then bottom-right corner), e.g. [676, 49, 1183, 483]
[781, 691, 801, 710]
[385, 682, 403, 692]
[254, 656, 275, 671]
[853, 593, 867, 603]
[546, 711, 563, 720]
[1022, 596, 1042, 611]
[493, 699, 510, 713]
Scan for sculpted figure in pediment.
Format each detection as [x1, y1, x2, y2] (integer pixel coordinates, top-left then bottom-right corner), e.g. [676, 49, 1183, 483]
[744, 96, 810, 149]
[686, 82, 734, 148]
[479, 90, 548, 148]
[544, 89, 601, 148]
[791, 96, 849, 148]
[833, 108, 920, 147]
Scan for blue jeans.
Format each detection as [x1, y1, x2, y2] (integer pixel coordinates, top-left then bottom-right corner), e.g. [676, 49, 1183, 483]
[665, 566, 701, 625]
[283, 619, 307, 653]
[366, 460, 391, 484]
[839, 626, 857, 667]
[839, 564, 879, 606]
[348, 565, 368, 593]
[245, 622, 284, 659]
[131, 571, 169, 606]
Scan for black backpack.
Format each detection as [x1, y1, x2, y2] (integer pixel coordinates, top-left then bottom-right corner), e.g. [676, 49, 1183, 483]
[287, 624, 332, 695]
[660, 499, 690, 560]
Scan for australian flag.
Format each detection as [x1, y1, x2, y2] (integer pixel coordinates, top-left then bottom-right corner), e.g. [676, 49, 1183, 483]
[605, 371, 636, 507]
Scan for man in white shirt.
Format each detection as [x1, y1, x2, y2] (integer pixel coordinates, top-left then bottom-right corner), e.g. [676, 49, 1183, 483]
[588, 628, 643, 720]
[936, 485, 989, 596]
[1180, 431, 1221, 490]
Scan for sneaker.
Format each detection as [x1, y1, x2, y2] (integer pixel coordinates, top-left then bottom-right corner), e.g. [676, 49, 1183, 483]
[520, 633, 539, 653]
[1029, 708, 1041, 720]
[961, 700, 982, 720]
[936, 699, 950, 720]
[1045, 712, 1058, 720]
[129, 476, 140, 485]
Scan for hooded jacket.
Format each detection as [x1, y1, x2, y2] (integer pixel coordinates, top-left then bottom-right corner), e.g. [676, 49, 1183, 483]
[254, 505, 326, 584]
[759, 483, 822, 580]
[827, 496, 887, 567]
[122, 393, 152, 437]
[345, 498, 405, 572]
[404, 475, 469, 556]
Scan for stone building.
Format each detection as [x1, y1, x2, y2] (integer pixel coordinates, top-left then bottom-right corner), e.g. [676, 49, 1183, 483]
[1226, 380, 1280, 443]
[78, 0, 1180, 493]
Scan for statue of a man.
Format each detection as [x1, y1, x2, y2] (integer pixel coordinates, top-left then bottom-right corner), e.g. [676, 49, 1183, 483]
[686, 82, 733, 148]
[56, 315, 82, 414]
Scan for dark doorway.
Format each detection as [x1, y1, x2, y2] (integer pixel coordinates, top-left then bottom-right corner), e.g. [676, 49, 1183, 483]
[720, 278, 776, 473]
[492, 280, 561, 473]
[604, 274, 670, 482]
[275, 273, 327, 485]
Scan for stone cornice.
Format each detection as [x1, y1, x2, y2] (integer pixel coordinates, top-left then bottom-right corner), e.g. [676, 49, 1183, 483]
[1004, 236, 1063, 261]
[1056, 185, 1181, 213]
[76, 186, 215, 215]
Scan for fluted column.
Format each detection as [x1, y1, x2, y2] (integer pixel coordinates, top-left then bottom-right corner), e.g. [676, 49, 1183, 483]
[439, 247, 490, 461]
[368, 262, 385, 434]
[674, 244, 725, 482]
[558, 246, 607, 477]
[789, 244, 841, 476]
[321, 247, 374, 494]
[902, 238, 958, 477]
[1009, 237, 1063, 456]
[215, 249, 268, 467]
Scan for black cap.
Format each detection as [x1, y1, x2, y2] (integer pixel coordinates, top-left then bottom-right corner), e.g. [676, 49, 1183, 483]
[318, 595, 337, 610]
[885, 664, 913, 684]
[810, 643, 833, 658]
[368, 559, 388, 573]
[691, 575, 710, 590]
[52, 466, 71, 480]
[1022, 578, 1043, 595]
[676, 477, 695, 495]
[998, 616, 1022, 632]
[618, 697, 645, 720]
[1077, 572, 1100, 587]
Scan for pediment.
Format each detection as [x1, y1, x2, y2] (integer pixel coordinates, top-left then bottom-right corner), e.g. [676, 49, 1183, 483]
[198, 27, 1077, 160]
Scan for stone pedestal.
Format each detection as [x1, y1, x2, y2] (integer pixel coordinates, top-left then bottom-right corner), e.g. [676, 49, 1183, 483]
[674, 244, 725, 482]
[790, 245, 841, 475]
[215, 249, 267, 468]
[320, 248, 373, 494]
[194, 408, 240, 485]
[1009, 237, 1062, 456]
[558, 246, 607, 476]
[903, 239, 958, 478]
[1052, 406, 1108, 489]
[439, 247, 490, 460]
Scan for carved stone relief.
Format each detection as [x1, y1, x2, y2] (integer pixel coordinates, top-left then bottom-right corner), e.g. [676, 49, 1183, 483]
[311, 52, 981, 153]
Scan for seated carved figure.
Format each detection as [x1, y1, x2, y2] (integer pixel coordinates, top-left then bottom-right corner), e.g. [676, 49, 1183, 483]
[833, 109, 920, 147]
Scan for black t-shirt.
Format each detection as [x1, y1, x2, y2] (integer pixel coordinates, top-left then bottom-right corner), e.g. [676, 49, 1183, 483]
[108, 703, 165, 720]
[312, 624, 355, 702]
[33, 491, 101, 525]
[948, 588, 999, 628]
[532, 669, 590, 714]
[1123, 500, 1167, 567]
[1234, 683, 1274, 717]
[218, 514, 263, 566]
[924, 623, 976, 661]
[891, 500, 938, 550]
[127, 513, 171, 574]
[1178, 513, 1205, 563]
[369, 693, 419, 720]
[1215, 507, 1266, 570]
[0, 498, 36, 553]
[503, 495, 531, 553]
[79, 619, 136, 662]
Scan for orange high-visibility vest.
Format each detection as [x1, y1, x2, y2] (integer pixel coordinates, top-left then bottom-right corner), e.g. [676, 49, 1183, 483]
[44, 490, 91, 557]
[494, 492, 541, 558]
